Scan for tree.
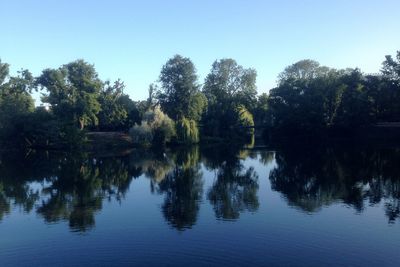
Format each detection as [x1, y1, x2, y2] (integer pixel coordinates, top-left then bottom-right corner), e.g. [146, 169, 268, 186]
[202, 59, 257, 139]
[332, 69, 373, 128]
[381, 51, 400, 86]
[97, 79, 129, 131]
[268, 60, 349, 134]
[380, 51, 400, 120]
[37, 60, 102, 130]
[277, 59, 330, 83]
[203, 58, 257, 112]
[157, 55, 201, 120]
[253, 93, 269, 126]
[0, 63, 35, 144]
[188, 92, 207, 122]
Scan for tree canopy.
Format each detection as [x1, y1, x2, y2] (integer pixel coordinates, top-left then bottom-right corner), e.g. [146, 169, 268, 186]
[37, 60, 102, 130]
[157, 55, 202, 121]
[2, 50, 400, 148]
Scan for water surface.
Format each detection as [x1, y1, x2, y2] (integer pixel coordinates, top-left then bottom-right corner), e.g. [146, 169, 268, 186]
[0, 144, 399, 266]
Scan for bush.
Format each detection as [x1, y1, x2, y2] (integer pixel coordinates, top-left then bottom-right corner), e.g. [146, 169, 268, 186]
[176, 117, 199, 144]
[129, 122, 153, 145]
[129, 106, 175, 146]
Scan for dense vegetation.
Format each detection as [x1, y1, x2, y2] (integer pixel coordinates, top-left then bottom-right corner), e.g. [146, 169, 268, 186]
[1, 50, 399, 149]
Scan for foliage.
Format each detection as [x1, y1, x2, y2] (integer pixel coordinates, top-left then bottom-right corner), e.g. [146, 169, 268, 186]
[253, 93, 269, 126]
[235, 105, 255, 139]
[129, 106, 176, 146]
[97, 80, 128, 131]
[0, 64, 35, 145]
[202, 59, 257, 139]
[176, 117, 199, 144]
[157, 55, 201, 120]
[203, 58, 257, 112]
[37, 59, 102, 130]
[3, 50, 400, 148]
[266, 59, 392, 135]
[188, 92, 207, 122]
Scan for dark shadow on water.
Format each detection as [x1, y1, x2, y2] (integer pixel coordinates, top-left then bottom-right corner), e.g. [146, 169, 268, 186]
[268, 142, 400, 223]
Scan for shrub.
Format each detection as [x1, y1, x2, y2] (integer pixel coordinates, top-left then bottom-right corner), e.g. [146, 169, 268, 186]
[129, 122, 153, 145]
[129, 106, 175, 146]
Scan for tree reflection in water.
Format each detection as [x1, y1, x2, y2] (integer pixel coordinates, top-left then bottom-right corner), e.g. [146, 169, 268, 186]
[268, 143, 400, 223]
[0, 150, 135, 232]
[1, 142, 399, 233]
[202, 145, 259, 220]
[155, 147, 203, 230]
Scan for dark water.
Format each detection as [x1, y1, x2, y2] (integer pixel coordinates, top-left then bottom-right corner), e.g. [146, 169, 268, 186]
[0, 144, 400, 266]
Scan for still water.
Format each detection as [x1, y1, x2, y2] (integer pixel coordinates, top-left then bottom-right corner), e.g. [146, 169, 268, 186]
[0, 144, 399, 266]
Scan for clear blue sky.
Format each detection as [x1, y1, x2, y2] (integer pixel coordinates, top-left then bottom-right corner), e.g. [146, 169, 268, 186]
[1, 0, 400, 101]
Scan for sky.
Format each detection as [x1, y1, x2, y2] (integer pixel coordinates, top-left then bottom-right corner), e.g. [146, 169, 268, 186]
[1, 0, 400, 102]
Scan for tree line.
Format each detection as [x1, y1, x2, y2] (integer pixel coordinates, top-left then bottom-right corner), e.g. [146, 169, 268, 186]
[0, 50, 399, 148]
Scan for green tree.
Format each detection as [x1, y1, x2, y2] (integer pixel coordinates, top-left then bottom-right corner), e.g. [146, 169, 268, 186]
[203, 58, 257, 112]
[380, 51, 400, 120]
[0, 62, 35, 144]
[332, 69, 373, 128]
[268, 60, 347, 134]
[157, 55, 201, 120]
[97, 79, 128, 130]
[202, 59, 257, 139]
[277, 59, 330, 83]
[253, 93, 269, 126]
[37, 59, 102, 130]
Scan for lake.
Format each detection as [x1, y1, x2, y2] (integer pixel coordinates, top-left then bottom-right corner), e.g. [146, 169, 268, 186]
[0, 143, 399, 266]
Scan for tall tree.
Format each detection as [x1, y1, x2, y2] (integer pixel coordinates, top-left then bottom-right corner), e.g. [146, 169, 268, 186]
[0, 62, 35, 142]
[37, 60, 102, 129]
[203, 58, 257, 112]
[277, 59, 330, 83]
[380, 51, 400, 120]
[157, 55, 201, 120]
[202, 59, 257, 139]
[381, 51, 400, 86]
[97, 79, 129, 130]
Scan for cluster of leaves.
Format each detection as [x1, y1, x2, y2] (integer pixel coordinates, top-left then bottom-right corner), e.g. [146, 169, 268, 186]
[175, 117, 199, 144]
[266, 52, 400, 137]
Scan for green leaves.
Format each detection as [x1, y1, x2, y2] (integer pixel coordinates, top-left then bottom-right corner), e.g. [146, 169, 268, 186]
[158, 55, 201, 121]
[38, 60, 102, 129]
